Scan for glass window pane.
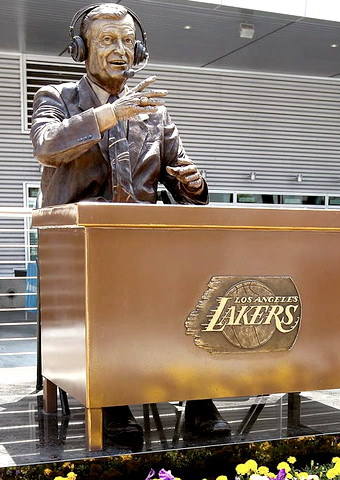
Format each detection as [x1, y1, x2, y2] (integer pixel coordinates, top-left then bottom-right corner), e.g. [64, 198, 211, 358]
[237, 194, 258, 203]
[329, 196, 340, 205]
[283, 195, 325, 205]
[237, 194, 278, 204]
[210, 192, 232, 203]
[28, 187, 39, 198]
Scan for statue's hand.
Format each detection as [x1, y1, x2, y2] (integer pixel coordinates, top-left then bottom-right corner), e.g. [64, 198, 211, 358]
[111, 75, 167, 121]
[166, 158, 204, 193]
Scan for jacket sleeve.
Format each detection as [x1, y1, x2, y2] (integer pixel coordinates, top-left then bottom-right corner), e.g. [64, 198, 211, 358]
[159, 108, 209, 205]
[30, 85, 102, 168]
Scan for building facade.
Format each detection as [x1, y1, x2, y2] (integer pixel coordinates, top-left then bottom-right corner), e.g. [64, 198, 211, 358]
[1, 51, 340, 273]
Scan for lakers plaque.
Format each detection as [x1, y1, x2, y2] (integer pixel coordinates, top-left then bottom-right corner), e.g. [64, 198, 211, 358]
[185, 276, 301, 354]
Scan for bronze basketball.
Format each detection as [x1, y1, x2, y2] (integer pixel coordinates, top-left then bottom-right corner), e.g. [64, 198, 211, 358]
[221, 280, 276, 349]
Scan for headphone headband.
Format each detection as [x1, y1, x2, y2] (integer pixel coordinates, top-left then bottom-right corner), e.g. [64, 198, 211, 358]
[68, 3, 148, 64]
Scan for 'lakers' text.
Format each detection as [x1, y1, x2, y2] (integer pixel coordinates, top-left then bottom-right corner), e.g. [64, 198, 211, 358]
[204, 295, 300, 333]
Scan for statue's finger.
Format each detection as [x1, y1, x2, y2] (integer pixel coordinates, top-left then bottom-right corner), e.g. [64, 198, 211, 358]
[176, 157, 193, 166]
[166, 166, 181, 177]
[134, 105, 159, 114]
[132, 75, 157, 92]
[175, 165, 197, 175]
[188, 179, 203, 189]
[140, 98, 165, 107]
[183, 172, 201, 183]
[141, 89, 168, 98]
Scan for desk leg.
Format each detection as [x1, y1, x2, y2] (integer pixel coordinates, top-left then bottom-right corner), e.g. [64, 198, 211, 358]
[43, 377, 57, 413]
[86, 407, 103, 451]
[287, 392, 301, 429]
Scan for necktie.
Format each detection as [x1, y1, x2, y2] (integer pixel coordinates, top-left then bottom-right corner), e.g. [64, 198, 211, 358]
[108, 96, 137, 203]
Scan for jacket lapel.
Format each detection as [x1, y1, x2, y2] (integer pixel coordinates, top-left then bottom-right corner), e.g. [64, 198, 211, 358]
[78, 76, 101, 110]
[77, 76, 110, 163]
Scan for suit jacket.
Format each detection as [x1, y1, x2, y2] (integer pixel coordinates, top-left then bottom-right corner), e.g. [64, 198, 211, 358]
[30, 76, 208, 207]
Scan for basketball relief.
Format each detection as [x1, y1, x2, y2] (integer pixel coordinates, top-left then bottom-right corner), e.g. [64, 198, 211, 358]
[185, 276, 301, 354]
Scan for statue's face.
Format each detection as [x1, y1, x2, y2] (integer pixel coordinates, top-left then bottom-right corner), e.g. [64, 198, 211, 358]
[85, 15, 135, 91]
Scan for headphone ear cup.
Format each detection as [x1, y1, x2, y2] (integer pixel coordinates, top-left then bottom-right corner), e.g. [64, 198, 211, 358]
[68, 35, 87, 62]
[133, 40, 147, 65]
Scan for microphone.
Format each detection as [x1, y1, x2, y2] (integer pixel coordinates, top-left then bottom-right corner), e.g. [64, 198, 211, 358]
[123, 69, 136, 79]
[123, 54, 149, 78]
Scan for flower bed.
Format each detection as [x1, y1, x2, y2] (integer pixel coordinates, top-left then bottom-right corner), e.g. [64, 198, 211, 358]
[0, 435, 339, 480]
[144, 456, 340, 480]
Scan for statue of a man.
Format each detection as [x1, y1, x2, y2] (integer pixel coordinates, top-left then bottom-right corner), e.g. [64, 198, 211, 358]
[30, 3, 230, 446]
[31, 3, 208, 207]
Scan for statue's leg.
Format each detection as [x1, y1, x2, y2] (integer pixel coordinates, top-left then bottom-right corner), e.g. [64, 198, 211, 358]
[85, 407, 103, 451]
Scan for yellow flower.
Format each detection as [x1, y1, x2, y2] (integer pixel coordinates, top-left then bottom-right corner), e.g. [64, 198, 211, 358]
[245, 460, 258, 473]
[53, 477, 66, 480]
[297, 473, 308, 479]
[216, 476, 228, 480]
[267, 473, 276, 479]
[258, 467, 270, 475]
[287, 457, 296, 464]
[122, 454, 133, 461]
[332, 458, 340, 464]
[44, 469, 53, 476]
[333, 463, 340, 475]
[286, 474, 293, 479]
[67, 474, 77, 480]
[236, 464, 249, 475]
[277, 462, 291, 473]
[326, 469, 337, 479]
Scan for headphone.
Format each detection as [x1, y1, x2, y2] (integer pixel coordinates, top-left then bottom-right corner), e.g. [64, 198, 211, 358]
[68, 3, 149, 77]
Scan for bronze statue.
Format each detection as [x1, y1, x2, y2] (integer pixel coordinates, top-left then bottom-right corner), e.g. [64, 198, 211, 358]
[30, 3, 230, 447]
[30, 4, 207, 207]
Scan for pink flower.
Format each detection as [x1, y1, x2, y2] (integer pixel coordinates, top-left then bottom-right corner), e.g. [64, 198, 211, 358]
[145, 469, 175, 480]
[276, 469, 287, 480]
[159, 469, 175, 480]
[145, 469, 155, 480]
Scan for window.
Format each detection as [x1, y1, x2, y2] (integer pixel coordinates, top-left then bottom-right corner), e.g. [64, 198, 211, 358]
[23, 184, 39, 262]
[209, 192, 232, 204]
[329, 196, 340, 206]
[236, 193, 325, 206]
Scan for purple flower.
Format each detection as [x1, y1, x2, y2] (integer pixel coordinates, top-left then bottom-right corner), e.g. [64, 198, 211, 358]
[145, 469, 155, 480]
[159, 469, 175, 480]
[276, 469, 287, 480]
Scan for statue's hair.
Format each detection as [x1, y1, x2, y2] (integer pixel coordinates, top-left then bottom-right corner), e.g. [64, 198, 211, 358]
[80, 4, 131, 40]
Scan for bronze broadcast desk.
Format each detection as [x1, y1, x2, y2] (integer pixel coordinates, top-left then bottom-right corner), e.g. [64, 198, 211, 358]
[32, 203, 340, 450]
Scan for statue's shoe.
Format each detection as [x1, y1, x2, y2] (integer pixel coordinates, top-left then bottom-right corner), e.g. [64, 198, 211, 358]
[103, 405, 144, 450]
[183, 399, 231, 440]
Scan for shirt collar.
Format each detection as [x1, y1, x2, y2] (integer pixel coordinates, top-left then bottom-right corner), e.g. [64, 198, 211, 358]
[85, 76, 128, 104]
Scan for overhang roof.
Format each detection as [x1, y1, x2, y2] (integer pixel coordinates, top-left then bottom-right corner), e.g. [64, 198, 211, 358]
[1, 0, 340, 78]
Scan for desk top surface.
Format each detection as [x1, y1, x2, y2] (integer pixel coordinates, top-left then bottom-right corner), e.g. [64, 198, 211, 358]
[32, 202, 340, 231]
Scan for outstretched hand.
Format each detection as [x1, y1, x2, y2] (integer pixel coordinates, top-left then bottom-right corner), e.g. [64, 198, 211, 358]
[166, 157, 204, 192]
[111, 75, 167, 121]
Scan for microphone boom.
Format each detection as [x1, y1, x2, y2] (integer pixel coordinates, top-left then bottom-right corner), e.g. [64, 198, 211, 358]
[123, 54, 149, 78]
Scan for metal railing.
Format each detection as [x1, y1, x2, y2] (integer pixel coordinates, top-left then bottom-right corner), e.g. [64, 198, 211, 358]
[0, 207, 38, 368]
